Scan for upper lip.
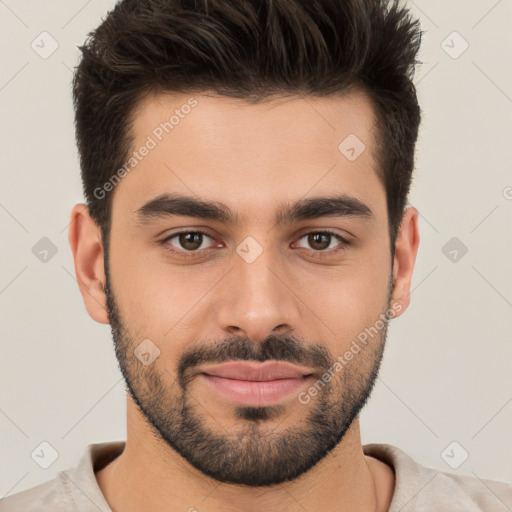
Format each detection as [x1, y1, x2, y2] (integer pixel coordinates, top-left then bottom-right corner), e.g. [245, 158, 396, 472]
[199, 361, 315, 381]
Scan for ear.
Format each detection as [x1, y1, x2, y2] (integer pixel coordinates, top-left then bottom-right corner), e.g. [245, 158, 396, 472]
[390, 206, 420, 317]
[68, 203, 109, 324]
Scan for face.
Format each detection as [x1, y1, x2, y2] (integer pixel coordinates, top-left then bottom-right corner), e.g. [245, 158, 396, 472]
[93, 90, 408, 486]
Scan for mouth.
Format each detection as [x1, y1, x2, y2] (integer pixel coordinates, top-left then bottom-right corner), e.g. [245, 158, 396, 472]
[197, 361, 316, 406]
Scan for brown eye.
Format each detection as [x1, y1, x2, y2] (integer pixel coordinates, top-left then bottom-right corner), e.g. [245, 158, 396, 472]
[307, 233, 331, 250]
[296, 231, 347, 252]
[177, 232, 204, 251]
[163, 230, 215, 255]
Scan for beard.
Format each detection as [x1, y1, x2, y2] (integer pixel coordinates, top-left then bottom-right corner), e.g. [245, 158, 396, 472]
[103, 259, 393, 487]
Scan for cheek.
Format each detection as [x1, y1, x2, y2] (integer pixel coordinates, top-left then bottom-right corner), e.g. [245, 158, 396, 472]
[108, 235, 167, 335]
[108, 240, 221, 341]
[300, 247, 391, 345]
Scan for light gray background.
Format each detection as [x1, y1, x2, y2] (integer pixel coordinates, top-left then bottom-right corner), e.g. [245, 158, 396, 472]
[1, 0, 511, 497]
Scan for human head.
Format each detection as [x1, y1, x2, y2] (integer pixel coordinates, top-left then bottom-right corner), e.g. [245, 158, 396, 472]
[68, 0, 422, 488]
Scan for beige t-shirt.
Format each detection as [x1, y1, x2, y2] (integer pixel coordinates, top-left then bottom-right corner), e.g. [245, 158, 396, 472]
[1, 441, 511, 511]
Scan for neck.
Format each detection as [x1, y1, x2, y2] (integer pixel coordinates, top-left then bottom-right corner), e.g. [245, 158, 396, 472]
[96, 399, 394, 512]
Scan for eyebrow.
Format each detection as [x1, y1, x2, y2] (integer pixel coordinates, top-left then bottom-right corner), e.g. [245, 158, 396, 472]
[134, 193, 374, 227]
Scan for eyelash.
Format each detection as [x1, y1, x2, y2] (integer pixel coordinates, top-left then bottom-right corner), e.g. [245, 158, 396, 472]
[160, 229, 350, 260]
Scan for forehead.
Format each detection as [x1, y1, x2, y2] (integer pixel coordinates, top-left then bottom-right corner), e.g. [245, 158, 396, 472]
[113, 89, 385, 224]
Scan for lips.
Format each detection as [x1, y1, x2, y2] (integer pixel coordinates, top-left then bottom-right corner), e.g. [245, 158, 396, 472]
[197, 361, 317, 406]
[199, 360, 314, 381]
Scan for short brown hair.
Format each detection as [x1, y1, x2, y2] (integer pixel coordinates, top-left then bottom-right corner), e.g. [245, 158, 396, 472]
[72, 0, 423, 253]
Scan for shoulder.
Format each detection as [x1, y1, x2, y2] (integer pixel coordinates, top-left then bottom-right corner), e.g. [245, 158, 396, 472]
[0, 442, 123, 512]
[364, 442, 512, 511]
[0, 475, 71, 511]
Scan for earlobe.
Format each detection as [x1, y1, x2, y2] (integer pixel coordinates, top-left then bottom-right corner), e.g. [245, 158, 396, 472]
[68, 203, 110, 324]
[390, 206, 420, 317]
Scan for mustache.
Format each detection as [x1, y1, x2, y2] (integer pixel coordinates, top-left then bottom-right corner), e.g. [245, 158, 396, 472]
[177, 334, 332, 389]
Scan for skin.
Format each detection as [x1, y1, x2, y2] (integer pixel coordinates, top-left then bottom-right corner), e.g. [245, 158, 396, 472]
[68, 89, 419, 512]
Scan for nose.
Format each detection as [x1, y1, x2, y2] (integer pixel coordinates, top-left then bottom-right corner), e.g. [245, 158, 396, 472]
[216, 246, 302, 342]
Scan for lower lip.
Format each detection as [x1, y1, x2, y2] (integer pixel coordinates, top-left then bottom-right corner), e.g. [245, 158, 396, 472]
[200, 374, 312, 406]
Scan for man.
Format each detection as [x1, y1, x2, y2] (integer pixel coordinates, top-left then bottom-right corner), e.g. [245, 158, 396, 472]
[2, 0, 511, 510]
